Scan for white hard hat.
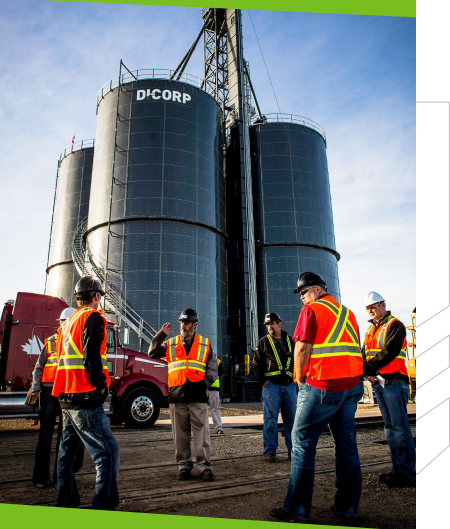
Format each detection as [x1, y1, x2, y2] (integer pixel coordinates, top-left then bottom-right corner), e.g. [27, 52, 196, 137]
[58, 307, 76, 321]
[364, 291, 385, 307]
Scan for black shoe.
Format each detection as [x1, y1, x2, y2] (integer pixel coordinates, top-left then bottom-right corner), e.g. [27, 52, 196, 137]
[386, 474, 415, 489]
[330, 505, 356, 527]
[217, 429, 224, 435]
[199, 469, 215, 482]
[269, 507, 308, 523]
[265, 453, 277, 464]
[379, 472, 395, 483]
[288, 452, 292, 461]
[177, 468, 192, 481]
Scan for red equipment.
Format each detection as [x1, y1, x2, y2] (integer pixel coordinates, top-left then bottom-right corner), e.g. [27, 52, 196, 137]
[0, 293, 168, 428]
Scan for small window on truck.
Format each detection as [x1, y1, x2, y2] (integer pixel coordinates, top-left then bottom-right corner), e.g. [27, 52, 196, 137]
[106, 328, 116, 353]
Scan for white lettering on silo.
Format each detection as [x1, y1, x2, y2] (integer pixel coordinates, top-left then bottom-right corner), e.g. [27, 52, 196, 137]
[136, 89, 192, 104]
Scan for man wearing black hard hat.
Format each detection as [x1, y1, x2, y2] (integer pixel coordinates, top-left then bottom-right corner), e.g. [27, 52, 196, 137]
[253, 313, 296, 463]
[53, 275, 120, 510]
[148, 308, 218, 482]
[270, 272, 364, 526]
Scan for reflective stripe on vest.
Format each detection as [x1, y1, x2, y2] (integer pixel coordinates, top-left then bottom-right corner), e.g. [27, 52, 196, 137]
[42, 334, 59, 383]
[211, 358, 221, 388]
[264, 335, 293, 377]
[306, 295, 363, 381]
[166, 334, 210, 387]
[52, 307, 109, 395]
[311, 299, 361, 358]
[364, 315, 408, 376]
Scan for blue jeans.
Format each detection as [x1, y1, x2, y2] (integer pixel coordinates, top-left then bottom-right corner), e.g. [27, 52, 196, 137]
[57, 407, 120, 510]
[262, 381, 297, 455]
[283, 382, 364, 522]
[373, 380, 416, 483]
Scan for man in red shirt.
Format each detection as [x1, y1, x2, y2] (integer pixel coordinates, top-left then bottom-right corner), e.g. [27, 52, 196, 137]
[270, 272, 364, 526]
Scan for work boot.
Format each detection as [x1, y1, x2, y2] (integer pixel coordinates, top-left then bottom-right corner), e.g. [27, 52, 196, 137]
[35, 480, 55, 489]
[379, 472, 395, 483]
[269, 507, 309, 523]
[199, 469, 215, 482]
[217, 429, 224, 435]
[330, 505, 356, 527]
[264, 453, 277, 463]
[177, 468, 192, 481]
[386, 474, 415, 488]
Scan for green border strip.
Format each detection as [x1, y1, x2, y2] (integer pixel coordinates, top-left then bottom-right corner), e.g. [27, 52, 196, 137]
[50, 0, 416, 17]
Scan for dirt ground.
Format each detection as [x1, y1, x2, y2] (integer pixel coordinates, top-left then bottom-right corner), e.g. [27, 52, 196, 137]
[0, 404, 415, 528]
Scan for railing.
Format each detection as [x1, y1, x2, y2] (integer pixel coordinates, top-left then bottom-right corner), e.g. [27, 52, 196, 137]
[252, 113, 326, 144]
[59, 139, 95, 162]
[72, 219, 157, 345]
[97, 69, 208, 108]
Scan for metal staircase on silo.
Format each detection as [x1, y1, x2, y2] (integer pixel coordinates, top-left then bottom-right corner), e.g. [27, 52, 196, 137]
[72, 218, 157, 347]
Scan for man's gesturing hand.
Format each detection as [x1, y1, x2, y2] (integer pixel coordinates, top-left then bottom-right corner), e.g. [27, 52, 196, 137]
[161, 322, 172, 336]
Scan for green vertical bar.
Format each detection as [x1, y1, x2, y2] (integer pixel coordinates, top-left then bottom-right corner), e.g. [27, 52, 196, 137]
[416, 101, 450, 307]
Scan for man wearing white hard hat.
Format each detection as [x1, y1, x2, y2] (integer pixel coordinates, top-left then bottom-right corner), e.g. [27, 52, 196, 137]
[362, 291, 416, 488]
[30, 307, 75, 488]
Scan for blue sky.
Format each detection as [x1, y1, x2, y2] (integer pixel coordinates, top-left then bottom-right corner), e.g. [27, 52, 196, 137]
[0, 1, 415, 332]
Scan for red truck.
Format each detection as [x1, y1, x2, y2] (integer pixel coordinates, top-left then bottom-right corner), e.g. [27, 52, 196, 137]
[0, 293, 168, 428]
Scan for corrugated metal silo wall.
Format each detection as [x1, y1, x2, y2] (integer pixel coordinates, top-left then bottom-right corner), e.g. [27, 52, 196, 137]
[46, 146, 94, 306]
[88, 79, 229, 395]
[250, 122, 340, 339]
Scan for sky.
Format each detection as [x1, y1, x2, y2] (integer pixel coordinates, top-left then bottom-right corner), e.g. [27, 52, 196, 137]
[0, 1, 415, 335]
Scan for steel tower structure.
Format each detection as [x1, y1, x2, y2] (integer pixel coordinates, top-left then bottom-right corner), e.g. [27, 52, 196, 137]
[202, 10, 259, 384]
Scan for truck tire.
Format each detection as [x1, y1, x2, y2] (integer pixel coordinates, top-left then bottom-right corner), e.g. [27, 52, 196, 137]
[123, 388, 160, 428]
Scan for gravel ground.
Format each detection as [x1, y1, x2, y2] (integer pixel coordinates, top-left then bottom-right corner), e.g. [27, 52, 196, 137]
[0, 402, 265, 431]
[0, 400, 415, 529]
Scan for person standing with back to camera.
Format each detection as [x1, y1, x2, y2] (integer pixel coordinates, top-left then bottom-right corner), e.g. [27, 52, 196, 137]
[52, 276, 120, 510]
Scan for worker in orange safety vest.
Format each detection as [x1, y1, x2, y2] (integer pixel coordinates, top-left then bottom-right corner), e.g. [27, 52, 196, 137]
[363, 291, 415, 489]
[53, 276, 119, 510]
[270, 272, 364, 526]
[30, 307, 75, 488]
[148, 308, 218, 482]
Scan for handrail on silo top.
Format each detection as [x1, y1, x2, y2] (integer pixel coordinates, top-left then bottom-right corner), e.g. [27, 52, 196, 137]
[251, 113, 326, 144]
[59, 139, 95, 162]
[96, 68, 208, 108]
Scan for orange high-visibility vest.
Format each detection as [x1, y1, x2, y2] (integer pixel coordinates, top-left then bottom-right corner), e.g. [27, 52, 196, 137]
[52, 307, 110, 395]
[166, 334, 210, 387]
[306, 295, 363, 381]
[364, 315, 408, 376]
[42, 332, 59, 384]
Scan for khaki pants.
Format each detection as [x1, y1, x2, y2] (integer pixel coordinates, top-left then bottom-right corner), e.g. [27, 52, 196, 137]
[169, 402, 212, 472]
[207, 390, 223, 431]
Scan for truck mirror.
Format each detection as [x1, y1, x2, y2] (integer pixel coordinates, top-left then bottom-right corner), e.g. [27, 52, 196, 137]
[123, 327, 130, 345]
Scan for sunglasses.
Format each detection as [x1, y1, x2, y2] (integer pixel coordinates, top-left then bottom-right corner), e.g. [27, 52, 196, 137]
[299, 285, 317, 297]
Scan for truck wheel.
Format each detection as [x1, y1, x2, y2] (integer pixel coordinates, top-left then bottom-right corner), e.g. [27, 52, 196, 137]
[123, 388, 160, 428]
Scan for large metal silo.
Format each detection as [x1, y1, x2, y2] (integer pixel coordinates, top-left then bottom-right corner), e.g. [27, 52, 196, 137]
[250, 115, 340, 338]
[88, 72, 228, 393]
[45, 141, 94, 306]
